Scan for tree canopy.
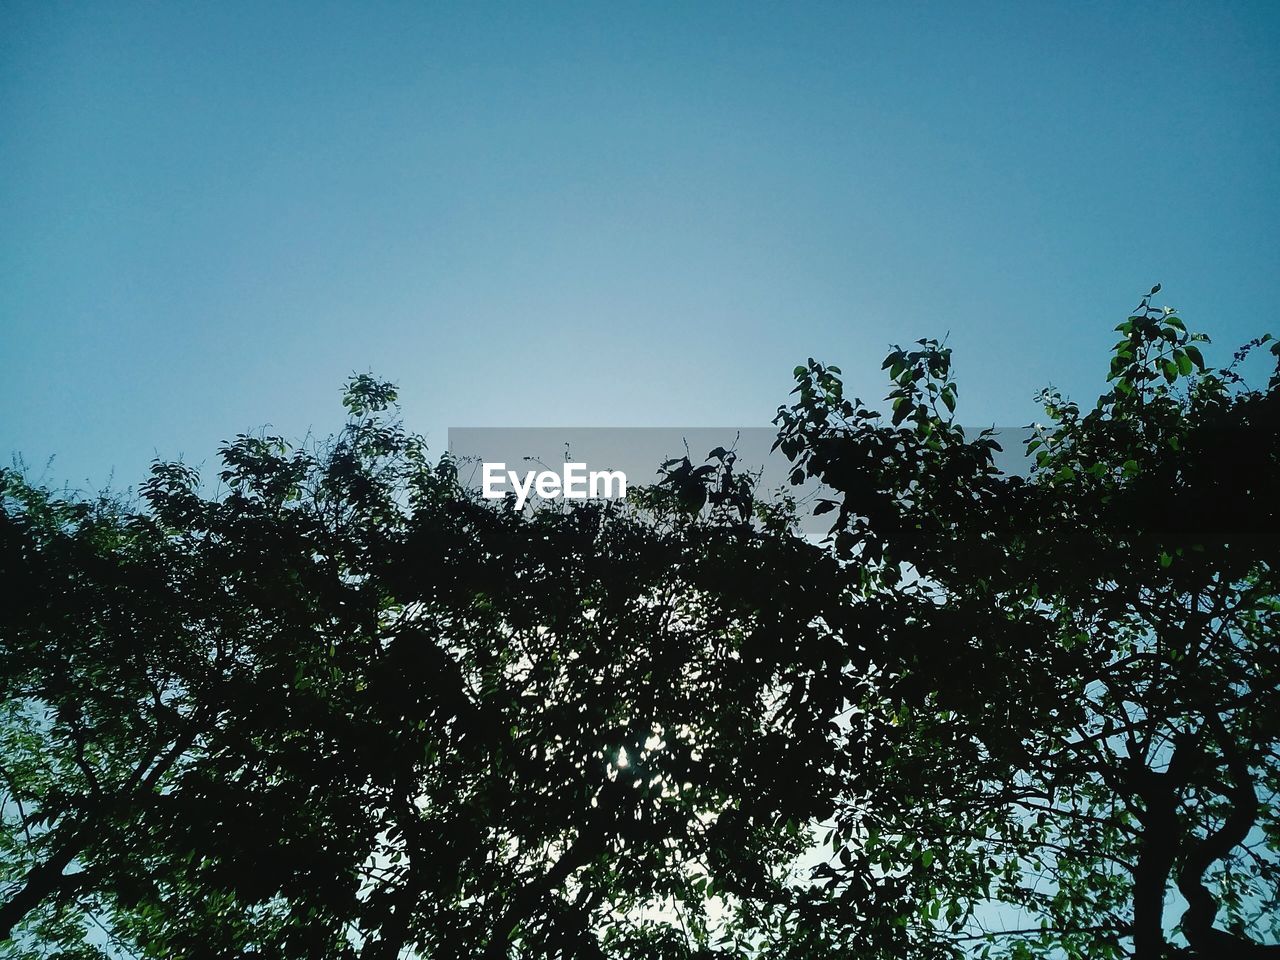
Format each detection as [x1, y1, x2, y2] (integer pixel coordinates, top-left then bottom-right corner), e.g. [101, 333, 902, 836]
[3, 290, 1278, 959]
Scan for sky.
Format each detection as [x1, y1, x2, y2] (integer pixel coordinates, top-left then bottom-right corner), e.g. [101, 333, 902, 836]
[2, 1, 1278, 493]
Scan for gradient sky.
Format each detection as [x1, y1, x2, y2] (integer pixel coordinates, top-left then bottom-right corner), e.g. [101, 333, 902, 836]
[3, 1, 1278, 492]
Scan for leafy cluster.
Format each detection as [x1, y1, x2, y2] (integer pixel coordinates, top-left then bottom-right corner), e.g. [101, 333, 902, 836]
[1, 378, 855, 958]
[773, 287, 1280, 959]
[3, 291, 1279, 959]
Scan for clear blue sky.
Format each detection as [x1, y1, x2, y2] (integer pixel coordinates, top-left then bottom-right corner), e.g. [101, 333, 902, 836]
[3, 1, 1278, 491]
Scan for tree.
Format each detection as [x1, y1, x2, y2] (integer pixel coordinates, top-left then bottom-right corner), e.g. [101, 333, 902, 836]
[5, 289, 1279, 960]
[1, 376, 854, 958]
[772, 287, 1280, 958]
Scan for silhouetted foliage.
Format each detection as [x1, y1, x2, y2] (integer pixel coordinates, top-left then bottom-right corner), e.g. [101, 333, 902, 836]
[3, 290, 1278, 959]
[773, 287, 1280, 959]
[1, 377, 852, 958]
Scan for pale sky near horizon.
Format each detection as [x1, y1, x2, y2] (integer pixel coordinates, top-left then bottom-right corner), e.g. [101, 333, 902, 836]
[2, 1, 1278, 492]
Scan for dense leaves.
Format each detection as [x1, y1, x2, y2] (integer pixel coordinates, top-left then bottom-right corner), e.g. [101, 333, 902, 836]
[1, 377, 854, 958]
[773, 288, 1280, 958]
[3, 290, 1279, 958]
